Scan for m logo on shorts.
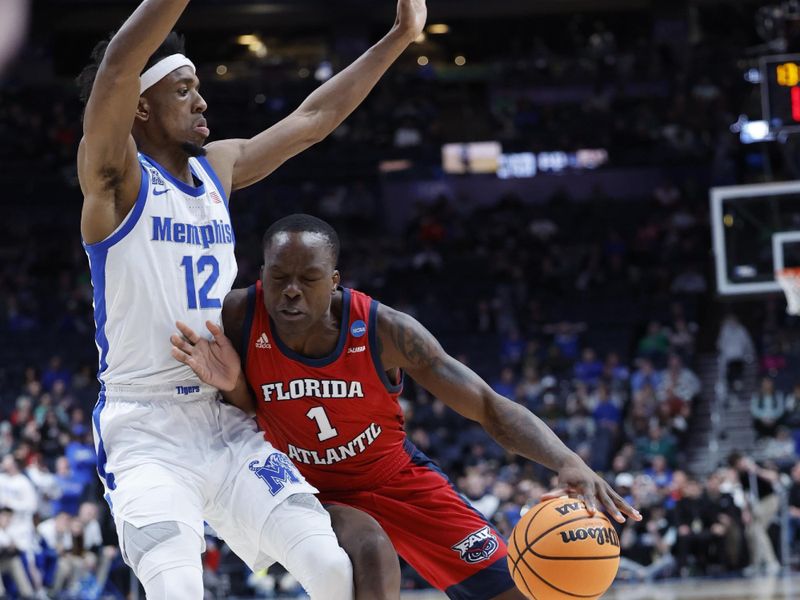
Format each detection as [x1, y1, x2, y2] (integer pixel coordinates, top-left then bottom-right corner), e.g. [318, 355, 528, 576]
[249, 453, 302, 496]
[451, 526, 499, 564]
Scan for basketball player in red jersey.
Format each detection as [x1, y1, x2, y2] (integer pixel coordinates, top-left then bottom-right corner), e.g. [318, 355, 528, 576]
[171, 214, 642, 599]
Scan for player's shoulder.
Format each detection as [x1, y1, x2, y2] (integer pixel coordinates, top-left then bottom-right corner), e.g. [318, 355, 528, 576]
[223, 287, 251, 331]
[223, 287, 250, 320]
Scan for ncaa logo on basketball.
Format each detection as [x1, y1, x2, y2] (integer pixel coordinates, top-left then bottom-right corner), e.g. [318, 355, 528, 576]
[451, 526, 499, 564]
[350, 320, 367, 338]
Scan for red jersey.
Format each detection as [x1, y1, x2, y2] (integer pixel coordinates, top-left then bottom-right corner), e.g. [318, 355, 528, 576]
[243, 281, 409, 492]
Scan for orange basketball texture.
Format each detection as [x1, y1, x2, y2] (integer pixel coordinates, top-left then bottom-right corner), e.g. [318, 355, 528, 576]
[506, 497, 620, 600]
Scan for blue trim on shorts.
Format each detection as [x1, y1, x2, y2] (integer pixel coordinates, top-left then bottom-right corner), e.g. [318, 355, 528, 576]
[404, 440, 515, 600]
[92, 388, 116, 490]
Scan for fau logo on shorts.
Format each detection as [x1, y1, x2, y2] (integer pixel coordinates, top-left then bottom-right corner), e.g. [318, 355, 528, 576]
[249, 453, 302, 496]
[451, 526, 499, 564]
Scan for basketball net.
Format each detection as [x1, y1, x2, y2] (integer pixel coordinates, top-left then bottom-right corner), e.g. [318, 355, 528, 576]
[776, 267, 800, 315]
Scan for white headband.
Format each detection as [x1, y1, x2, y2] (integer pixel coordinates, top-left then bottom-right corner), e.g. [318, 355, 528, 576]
[140, 53, 196, 94]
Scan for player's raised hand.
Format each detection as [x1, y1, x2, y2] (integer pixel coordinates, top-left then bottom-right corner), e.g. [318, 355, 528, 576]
[543, 456, 642, 523]
[394, 0, 427, 42]
[170, 320, 241, 392]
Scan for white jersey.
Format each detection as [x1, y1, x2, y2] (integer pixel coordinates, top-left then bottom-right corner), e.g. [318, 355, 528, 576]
[84, 153, 236, 386]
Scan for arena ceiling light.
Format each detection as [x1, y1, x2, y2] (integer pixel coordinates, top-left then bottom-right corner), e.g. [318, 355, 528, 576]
[237, 34, 261, 46]
[426, 24, 450, 34]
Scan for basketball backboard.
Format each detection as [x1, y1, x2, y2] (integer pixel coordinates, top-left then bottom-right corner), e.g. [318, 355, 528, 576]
[711, 181, 800, 295]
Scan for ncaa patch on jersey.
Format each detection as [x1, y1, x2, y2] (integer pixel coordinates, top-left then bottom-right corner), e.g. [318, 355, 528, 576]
[350, 320, 367, 338]
[451, 526, 499, 564]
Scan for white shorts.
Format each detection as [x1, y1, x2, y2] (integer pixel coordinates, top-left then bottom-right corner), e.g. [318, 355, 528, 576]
[93, 382, 318, 570]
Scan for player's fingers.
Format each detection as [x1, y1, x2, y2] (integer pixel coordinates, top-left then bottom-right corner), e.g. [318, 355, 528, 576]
[170, 333, 193, 355]
[175, 320, 200, 344]
[541, 488, 570, 500]
[597, 487, 624, 523]
[608, 487, 642, 521]
[170, 347, 191, 365]
[579, 486, 598, 515]
[206, 320, 222, 336]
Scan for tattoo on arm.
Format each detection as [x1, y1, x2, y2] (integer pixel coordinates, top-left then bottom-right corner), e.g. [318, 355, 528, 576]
[387, 313, 443, 371]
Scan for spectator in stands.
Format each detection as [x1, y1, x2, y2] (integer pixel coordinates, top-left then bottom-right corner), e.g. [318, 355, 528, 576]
[717, 314, 755, 391]
[515, 366, 544, 408]
[751, 377, 786, 438]
[638, 321, 670, 363]
[631, 358, 663, 393]
[703, 471, 744, 572]
[657, 353, 700, 415]
[674, 477, 713, 575]
[41, 355, 72, 391]
[0, 506, 35, 598]
[728, 453, 781, 576]
[500, 329, 526, 368]
[644, 454, 673, 489]
[25, 453, 60, 519]
[64, 426, 96, 491]
[636, 423, 677, 467]
[789, 462, 800, 549]
[574, 347, 604, 387]
[52, 456, 85, 516]
[37, 510, 73, 594]
[491, 367, 517, 400]
[668, 317, 696, 360]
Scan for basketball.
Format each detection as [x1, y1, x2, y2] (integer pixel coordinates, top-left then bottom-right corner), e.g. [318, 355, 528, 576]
[507, 497, 621, 600]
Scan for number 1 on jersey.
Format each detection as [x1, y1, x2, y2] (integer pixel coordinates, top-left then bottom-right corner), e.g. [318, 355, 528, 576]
[306, 406, 338, 442]
[180, 256, 222, 309]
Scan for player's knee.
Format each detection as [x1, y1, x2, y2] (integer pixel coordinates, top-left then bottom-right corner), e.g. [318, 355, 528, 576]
[122, 520, 203, 595]
[288, 535, 353, 600]
[351, 525, 397, 569]
[145, 564, 204, 600]
[328, 504, 399, 596]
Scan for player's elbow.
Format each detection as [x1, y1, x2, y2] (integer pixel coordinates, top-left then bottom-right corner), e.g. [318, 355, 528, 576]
[296, 107, 337, 145]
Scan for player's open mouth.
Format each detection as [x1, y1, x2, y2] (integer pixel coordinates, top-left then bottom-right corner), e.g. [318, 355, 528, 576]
[279, 309, 305, 320]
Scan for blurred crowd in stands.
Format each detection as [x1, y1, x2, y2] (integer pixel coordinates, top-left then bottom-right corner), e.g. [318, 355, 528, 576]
[2, 3, 800, 598]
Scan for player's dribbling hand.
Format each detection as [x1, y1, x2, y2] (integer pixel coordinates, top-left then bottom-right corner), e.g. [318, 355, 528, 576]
[394, 0, 427, 43]
[543, 455, 642, 523]
[170, 321, 241, 392]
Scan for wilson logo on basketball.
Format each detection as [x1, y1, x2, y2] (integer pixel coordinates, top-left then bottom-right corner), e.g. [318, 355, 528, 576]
[560, 526, 619, 547]
[451, 526, 499, 564]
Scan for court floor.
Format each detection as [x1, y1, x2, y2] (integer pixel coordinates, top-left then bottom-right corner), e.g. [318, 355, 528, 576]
[393, 574, 800, 599]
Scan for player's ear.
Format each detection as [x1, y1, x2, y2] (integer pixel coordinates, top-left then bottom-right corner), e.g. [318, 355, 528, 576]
[332, 269, 340, 292]
[135, 96, 150, 122]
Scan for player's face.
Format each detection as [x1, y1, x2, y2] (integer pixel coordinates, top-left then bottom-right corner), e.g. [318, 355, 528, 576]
[262, 232, 340, 336]
[142, 66, 209, 149]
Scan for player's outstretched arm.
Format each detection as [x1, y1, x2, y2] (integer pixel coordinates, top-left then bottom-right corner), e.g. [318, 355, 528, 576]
[377, 305, 642, 524]
[78, 0, 192, 243]
[205, 0, 427, 192]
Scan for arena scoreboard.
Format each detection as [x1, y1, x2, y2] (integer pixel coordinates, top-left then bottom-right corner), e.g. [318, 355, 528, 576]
[761, 54, 800, 132]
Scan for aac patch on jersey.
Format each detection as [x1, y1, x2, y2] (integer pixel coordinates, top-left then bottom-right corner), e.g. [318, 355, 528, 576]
[451, 526, 499, 564]
[350, 320, 367, 338]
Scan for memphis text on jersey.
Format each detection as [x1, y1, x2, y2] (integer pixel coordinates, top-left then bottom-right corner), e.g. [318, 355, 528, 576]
[260, 378, 382, 466]
[151, 216, 233, 249]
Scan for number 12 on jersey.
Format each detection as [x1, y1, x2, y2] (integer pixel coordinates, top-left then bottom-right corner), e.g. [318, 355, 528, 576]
[180, 255, 221, 309]
[306, 406, 339, 441]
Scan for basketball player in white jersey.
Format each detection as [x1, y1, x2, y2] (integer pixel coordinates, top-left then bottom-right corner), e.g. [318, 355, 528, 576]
[76, 1, 426, 598]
